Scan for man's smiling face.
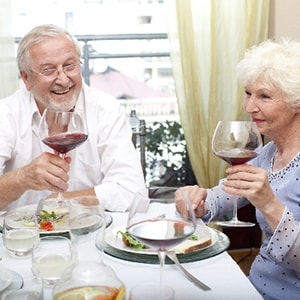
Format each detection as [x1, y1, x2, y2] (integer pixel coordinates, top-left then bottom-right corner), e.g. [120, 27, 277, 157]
[21, 34, 82, 113]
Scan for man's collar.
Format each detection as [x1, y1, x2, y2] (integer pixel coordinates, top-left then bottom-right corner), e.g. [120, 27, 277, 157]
[30, 95, 41, 136]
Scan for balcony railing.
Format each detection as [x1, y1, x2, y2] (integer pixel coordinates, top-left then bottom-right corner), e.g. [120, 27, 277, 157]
[76, 33, 169, 85]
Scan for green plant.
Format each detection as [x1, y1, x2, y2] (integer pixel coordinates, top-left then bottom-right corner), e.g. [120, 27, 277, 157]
[145, 120, 189, 186]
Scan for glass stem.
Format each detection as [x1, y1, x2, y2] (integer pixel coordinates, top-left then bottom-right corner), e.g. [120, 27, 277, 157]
[232, 199, 239, 223]
[56, 152, 66, 205]
[57, 192, 64, 204]
[157, 250, 166, 292]
[229, 163, 239, 224]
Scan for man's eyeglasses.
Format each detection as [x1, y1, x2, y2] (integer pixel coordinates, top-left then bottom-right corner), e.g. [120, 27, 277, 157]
[29, 62, 82, 80]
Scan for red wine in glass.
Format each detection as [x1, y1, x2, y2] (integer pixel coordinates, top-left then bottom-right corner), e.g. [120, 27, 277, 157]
[43, 133, 88, 155]
[39, 108, 88, 204]
[215, 149, 258, 166]
[211, 121, 263, 227]
[127, 192, 196, 298]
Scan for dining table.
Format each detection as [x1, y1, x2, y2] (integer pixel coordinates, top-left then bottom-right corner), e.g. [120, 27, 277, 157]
[0, 209, 263, 300]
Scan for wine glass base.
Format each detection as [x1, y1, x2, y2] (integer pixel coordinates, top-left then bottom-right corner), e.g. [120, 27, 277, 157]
[215, 220, 255, 228]
[44, 197, 67, 209]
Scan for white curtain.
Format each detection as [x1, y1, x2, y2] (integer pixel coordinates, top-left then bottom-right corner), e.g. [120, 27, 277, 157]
[0, 0, 19, 98]
[165, 0, 269, 187]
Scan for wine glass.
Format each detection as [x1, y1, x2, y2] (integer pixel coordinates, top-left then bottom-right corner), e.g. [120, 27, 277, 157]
[39, 108, 88, 204]
[127, 192, 196, 298]
[211, 120, 263, 227]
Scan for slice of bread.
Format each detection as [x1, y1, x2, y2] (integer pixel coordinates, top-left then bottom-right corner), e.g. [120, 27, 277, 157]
[172, 236, 212, 254]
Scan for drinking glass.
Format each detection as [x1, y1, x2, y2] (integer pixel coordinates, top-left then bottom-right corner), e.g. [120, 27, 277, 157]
[211, 120, 263, 227]
[127, 192, 196, 297]
[39, 108, 88, 205]
[2, 211, 39, 257]
[31, 236, 76, 286]
[68, 196, 106, 253]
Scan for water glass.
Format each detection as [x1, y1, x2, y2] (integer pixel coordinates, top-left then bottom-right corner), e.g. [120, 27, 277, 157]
[2, 211, 39, 257]
[31, 236, 75, 286]
[69, 196, 106, 260]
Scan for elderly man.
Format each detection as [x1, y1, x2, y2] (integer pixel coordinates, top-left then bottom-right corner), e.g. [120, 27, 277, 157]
[0, 24, 146, 212]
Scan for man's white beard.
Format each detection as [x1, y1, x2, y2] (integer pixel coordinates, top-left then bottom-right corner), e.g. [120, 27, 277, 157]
[48, 97, 77, 111]
[43, 89, 79, 112]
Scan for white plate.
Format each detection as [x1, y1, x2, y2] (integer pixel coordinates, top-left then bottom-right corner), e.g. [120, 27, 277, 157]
[0, 271, 11, 293]
[0, 204, 68, 234]
[0, 204, 112, 235]
[105, 223, 218, 255]
[0, 268, 23, 295]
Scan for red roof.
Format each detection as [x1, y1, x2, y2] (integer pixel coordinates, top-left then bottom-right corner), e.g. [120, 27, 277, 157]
[89, 67, 171, 99]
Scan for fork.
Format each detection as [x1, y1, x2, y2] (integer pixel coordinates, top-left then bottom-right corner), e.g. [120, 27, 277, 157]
[167, 251, 211, 291]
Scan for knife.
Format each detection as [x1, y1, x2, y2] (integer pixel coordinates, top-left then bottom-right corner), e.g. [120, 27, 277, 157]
[35, 198, 45, 222]
[167, 251, 211, 291]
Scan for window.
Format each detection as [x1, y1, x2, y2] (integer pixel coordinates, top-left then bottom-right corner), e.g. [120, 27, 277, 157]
[12, 0, 185, 185]
[12, 0, 178, 123]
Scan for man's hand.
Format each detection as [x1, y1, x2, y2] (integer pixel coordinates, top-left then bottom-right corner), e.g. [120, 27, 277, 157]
[18, 152, 71, 193]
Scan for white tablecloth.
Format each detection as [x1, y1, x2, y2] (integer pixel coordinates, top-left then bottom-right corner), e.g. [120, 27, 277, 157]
[0, 212, 263, 300]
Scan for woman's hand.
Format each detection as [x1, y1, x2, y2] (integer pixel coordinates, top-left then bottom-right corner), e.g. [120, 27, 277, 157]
[175, 185, 208, 217]
[223, 164, 285, 231]
[223, 165, 273, 209]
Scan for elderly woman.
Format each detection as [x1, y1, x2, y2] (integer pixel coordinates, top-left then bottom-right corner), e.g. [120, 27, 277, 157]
[176, 39, 300, 300]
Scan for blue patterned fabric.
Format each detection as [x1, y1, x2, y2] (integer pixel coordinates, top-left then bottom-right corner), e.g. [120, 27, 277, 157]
[203, 141, 300, 299]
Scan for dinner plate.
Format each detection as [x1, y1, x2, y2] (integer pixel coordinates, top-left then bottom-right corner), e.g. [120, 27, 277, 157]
[104, 226, 230, 264]
[0, 204, 113, 235]
[105, 223, 218, 256]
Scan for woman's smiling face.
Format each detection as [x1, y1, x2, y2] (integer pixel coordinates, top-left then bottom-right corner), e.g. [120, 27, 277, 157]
[243, 81, 299, 139]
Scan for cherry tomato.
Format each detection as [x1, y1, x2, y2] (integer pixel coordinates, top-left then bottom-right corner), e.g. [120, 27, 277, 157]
[39, 220, 54, 231]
